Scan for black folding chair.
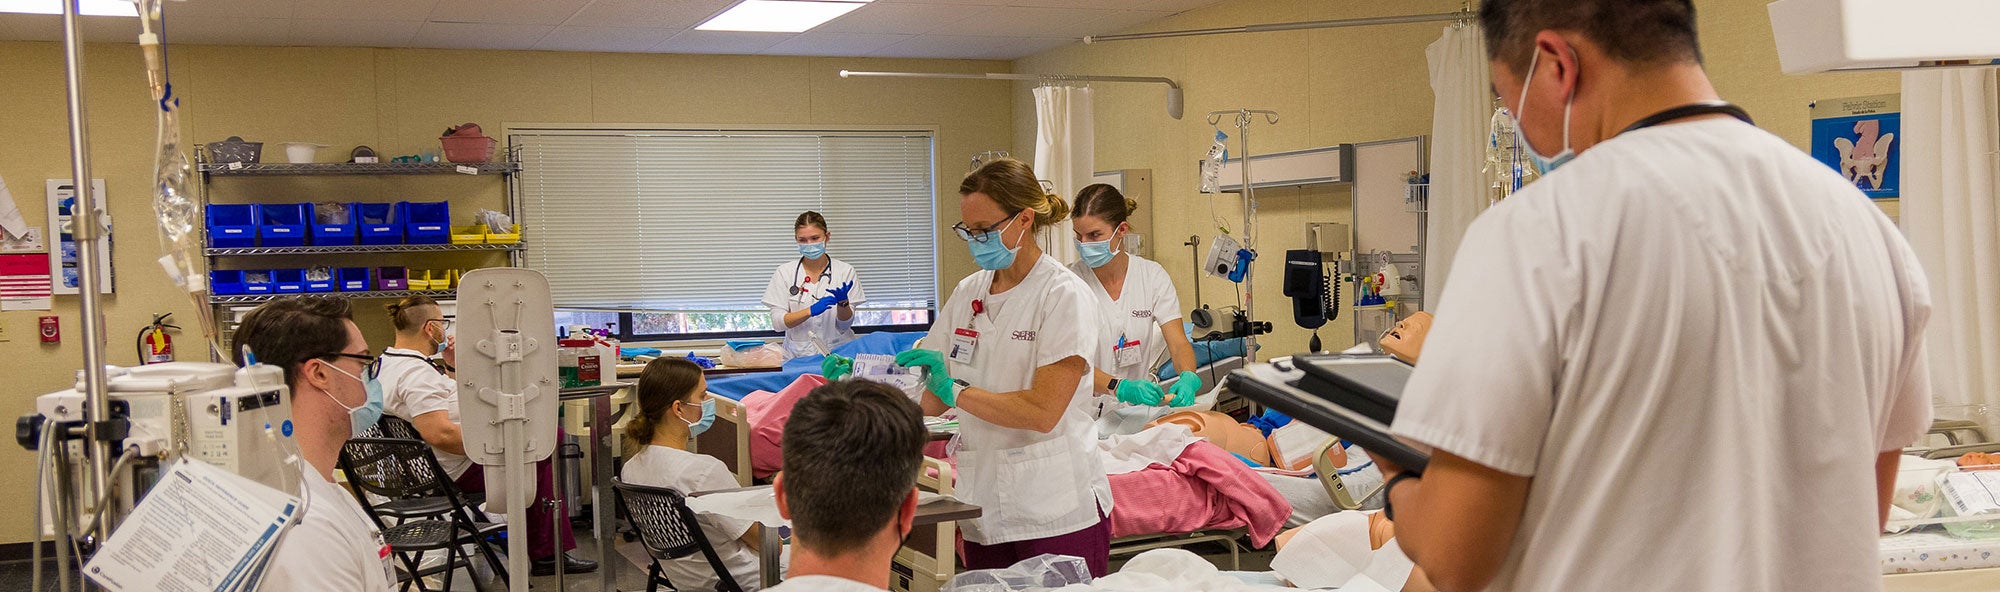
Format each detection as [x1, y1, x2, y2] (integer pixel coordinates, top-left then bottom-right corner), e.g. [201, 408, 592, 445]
[614, 479, 748, 592]
[341, 437, 509, 590]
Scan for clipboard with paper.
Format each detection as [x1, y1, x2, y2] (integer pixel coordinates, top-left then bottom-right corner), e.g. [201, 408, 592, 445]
[1226, 354, 1431, 475]
[83, 458, 299, 592]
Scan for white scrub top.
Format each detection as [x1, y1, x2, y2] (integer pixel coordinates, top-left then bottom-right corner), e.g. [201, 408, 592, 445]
[1068, 254, 1184, 381]
[762, 258, 865, 359]
[623, 445, 765, 591]
[260, 460, 396, 592]
[924, 254, 1114, 545]
[1392, 119, 1933, 592]
[378, 347, 471, 479]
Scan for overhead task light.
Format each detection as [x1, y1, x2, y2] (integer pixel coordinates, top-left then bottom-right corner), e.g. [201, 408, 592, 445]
[0, 0, 139, 17]
[695, 0, 866, 33]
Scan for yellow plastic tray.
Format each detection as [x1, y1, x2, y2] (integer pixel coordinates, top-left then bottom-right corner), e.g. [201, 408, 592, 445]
[485, 224, 522, 244]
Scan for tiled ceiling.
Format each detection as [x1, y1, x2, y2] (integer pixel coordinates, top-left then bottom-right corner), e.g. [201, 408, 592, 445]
[0, 0, 1226, 59]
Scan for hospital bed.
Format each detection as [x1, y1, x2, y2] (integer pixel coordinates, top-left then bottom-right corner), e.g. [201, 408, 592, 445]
[692, 331, 927, 485]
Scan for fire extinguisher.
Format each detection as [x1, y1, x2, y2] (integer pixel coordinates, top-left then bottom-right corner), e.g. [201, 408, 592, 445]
[137, 312, 179, 365]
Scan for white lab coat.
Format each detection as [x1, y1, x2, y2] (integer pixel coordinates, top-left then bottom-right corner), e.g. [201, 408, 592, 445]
[761, 258, 864, 359]
[1392, 119, 1933, 591]
[378, 346, 471, 479]
[1069, 254, 1186, 435]
[259, 460, 396, 592]
[925, 254, 1114, 545]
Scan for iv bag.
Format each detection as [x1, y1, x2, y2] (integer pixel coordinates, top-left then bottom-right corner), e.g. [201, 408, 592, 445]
[1199, 130, 1228, 194]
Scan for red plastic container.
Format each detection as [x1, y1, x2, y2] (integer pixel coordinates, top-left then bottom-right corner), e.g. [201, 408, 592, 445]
[440, 135, 497, 163]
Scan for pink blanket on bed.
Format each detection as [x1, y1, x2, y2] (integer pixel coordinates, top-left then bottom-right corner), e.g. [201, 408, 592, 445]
[741, 374, 829, 479]
[1108, 439, 1292, 547]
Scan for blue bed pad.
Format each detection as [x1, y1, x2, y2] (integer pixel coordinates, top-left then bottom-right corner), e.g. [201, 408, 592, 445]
[705, 331, 927, 401]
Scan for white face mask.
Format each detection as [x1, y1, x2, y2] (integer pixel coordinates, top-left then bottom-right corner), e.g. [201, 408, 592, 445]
[1512, 48, 1577, 173]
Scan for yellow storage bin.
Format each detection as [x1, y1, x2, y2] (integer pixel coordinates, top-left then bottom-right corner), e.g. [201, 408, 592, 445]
[406, 270, 432, 291]
[452, 224, 489, 245]
[431, 269, 457, 290]
[485, 224, 522, 244]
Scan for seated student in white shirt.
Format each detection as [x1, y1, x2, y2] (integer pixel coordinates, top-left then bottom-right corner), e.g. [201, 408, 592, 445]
[621, 357, 764, 591]
[231, 296, 396, 591]
[767, 380, 928, 592]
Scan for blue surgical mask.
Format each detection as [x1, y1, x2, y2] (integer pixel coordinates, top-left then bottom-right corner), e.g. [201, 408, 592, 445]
[798, 242, 827, 260]
[681, 398, 717, 437]
[1513, 49, 1576, 173]
[325, 363, 386, 438]
[1076, 236, 1119, 269]
[969, 216, 1024, 271]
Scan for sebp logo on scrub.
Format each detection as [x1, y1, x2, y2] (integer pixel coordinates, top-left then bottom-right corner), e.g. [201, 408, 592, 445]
[1131, 310, 1154, 319]
[1012, 330, 1037, 342]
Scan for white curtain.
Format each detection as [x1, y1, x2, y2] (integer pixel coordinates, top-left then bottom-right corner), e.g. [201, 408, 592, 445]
[1902, 68, 2000, 408]
[1034, 84, 1093, 264]
[1421, 24, 1492, 298]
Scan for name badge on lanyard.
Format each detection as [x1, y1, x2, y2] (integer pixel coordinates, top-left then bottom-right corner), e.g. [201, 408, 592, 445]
[1113, 334, 1144, 369]
[950, 328, 980, 365]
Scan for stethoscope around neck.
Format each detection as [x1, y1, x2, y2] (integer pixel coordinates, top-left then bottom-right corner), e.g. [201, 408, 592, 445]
[789, 257, 833, 296]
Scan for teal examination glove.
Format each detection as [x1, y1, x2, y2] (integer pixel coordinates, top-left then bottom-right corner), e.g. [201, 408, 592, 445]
[820, 353, 853, 380]
[1114, 379, 1166, 407]
[895, 349, 955, 406]
[1168, 371, 1203, 407]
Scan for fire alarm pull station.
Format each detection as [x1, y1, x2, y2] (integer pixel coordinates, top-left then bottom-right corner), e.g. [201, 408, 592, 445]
[39, 315, 59, 343]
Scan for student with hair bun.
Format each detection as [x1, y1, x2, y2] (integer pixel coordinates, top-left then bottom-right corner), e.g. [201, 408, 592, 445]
[1067, 183, 1201, 434]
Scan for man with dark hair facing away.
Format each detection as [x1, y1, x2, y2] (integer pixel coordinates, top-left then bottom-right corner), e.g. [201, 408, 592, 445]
[1370, 1, 1933, 590]
[767, 380, 929, 591]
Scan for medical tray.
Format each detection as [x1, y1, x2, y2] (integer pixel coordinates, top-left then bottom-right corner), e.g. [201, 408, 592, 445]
[1225, 356, 1430, 474]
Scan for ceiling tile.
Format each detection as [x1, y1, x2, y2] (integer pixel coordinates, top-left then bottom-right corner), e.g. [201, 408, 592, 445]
[533, 25, 670, 53]
[289, 19, 423, 47]
[1009, 0, 1217, 10]
[410, 21, 554, 50]
[292, 0, 440, 23]
[164, 15, 294, 45]
[870, 33, 1065, 60]
[0, 14, 138, 42]
[650, 29, 791, 54]
[874, 0, 1007, 5]
[426, 0, 588, 26]
[817, 3, 988, 35]
[1083, 9, 1177, 36]
[563, 0, 731, 29]
[162, 0, 297, 20]
[926, 6, 1116, 39]
[762, 31, 912, 57]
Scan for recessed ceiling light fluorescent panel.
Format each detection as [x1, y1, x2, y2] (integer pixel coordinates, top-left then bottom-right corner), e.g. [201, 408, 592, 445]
[695, 0, 867, 34]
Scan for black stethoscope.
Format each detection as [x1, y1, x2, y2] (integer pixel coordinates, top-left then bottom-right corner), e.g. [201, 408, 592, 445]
[1618, 101, 1754, 135]
[788, 257, 833, 296]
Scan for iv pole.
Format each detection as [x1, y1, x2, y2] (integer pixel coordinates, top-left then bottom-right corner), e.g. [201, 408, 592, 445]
[60, 0, 117, 552]
[1209, 109, 1278, 362]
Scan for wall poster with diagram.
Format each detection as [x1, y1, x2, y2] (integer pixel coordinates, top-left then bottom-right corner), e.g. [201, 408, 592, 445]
[46, 179, 113, 294]
[1810, 94, 1900, 199]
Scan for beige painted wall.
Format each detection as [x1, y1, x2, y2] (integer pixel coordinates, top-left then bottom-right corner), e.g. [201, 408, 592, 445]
[0, 41, 1011, 545]
[1011, 0, 1900, 359]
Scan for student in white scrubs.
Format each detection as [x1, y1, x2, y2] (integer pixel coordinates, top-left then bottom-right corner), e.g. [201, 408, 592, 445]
[763, 211, 865, 360]
[1067, 183, 1201, 434]
[377, 296, 470, 479]
[895, 158, 1114, 576]
[1370, 2, 1933, 591]
[621, 357, 765, 591]
[230, 297, 396, 592]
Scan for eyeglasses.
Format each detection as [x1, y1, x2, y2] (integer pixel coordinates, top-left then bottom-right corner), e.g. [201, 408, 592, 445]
[426, 318, 454, 332]
[952, 211, 1022, 243]
[308, 351, 382, 379]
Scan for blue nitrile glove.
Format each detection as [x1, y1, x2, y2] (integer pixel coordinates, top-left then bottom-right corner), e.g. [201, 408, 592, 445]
[809, 294, 840, 316]
[1114, 379, 1166, 407]
[828, 281, 855, 305]
[895, 349, 955, 406]
[821, 353, 854, 380]
[1168, 371, 1203, 407]
[686, 352, 717, 369]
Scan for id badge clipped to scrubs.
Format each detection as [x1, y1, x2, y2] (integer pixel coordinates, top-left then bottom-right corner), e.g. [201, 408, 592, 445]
[1113, 334, 1144, 369]
[950, 328, 980, 365]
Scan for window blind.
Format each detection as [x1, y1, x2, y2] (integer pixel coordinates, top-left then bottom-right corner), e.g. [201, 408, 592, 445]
[513, 130, 937, 312]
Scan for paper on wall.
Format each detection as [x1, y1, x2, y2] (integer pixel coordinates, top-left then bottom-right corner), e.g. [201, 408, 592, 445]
[0, 175, 26, 239]
[84, 458, 300, 592]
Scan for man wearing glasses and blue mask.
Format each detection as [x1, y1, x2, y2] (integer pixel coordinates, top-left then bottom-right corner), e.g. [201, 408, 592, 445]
[1366, 1, 1934, 591]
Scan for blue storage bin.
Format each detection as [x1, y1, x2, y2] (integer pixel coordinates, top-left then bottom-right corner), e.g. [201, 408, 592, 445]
[356, 202, 403, 245]
[205, 204, 258, 248]
[258, 203, 310, 247]
[242, 270, 276, 294]
[209, 270, 246, 295]
[311, 203, 357, 246]
[271, 268, 305, 293]
[336, 267, 372, 292]
[401, 201, 451, 244]
[304, 266, 336, 293]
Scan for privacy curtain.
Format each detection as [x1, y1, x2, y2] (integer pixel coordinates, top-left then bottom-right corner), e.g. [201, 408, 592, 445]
[1034, 84, 1094, 264]
[1901, 67, 2000, 408]
[1421, 24, 1492, 297]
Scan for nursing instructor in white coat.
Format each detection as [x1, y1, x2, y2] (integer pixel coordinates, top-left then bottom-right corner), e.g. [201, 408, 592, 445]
[763, 211, 864, 359]
[896, 158, 1114, 576]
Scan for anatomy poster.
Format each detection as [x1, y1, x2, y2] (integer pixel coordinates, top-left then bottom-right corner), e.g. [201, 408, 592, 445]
[1810, 94, 1899, 199]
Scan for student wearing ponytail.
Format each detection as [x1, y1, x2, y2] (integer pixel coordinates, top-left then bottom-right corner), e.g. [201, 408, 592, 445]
[893, 158, 1115, 575]
[620, 357, 766, 590]
[1067, 183, 1202, 435]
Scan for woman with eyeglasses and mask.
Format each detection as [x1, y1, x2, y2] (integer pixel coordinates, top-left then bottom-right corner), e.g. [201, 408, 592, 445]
[1066, 184, 1200, 435]
[894, 158, 1115, 576]
[621, 357, 767, 590]
[763, 211, 865, 360]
